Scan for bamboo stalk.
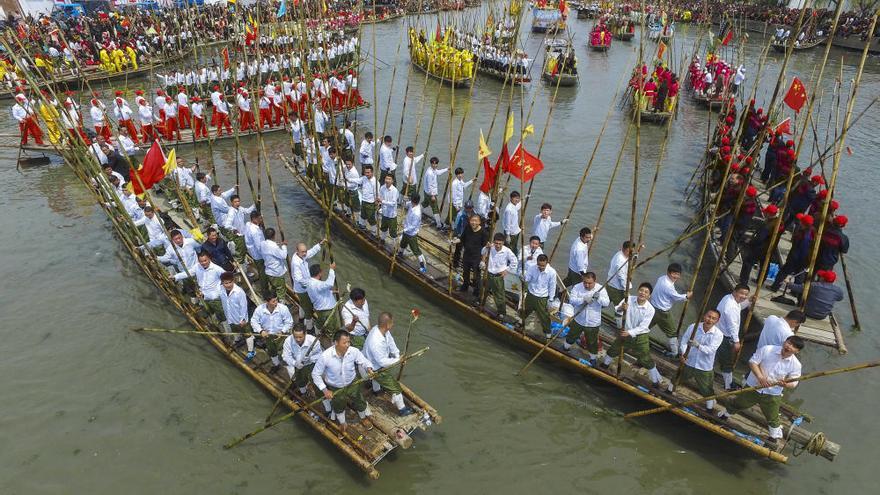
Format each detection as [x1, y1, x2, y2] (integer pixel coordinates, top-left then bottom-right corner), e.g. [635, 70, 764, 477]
[396, 309, 422, 381]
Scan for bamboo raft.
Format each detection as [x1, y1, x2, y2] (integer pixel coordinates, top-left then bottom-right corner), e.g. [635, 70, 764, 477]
[702, 171, 847, 353]
[62, 152, 440, 479]
[283, 157, 840, 463]
[409, 57, 474, 89]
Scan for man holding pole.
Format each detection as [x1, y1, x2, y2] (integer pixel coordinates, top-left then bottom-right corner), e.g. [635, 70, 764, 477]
[718, 336, 804, 445]
[601, 282, 664, 389]
[281, 326, 322, 395]
[565, 271, 610, 363]
[363, 313, 415, 417]
[669, 309, 723, 411]
[649, 263, 692, 358]
[312, 330, 375, 432]
[714, 284, 753, 390]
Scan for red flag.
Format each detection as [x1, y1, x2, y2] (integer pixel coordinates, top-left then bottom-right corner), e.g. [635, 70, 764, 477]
[222, 47, 230, 69]
[721, 29, 734, 46]
[783, 77, 807, 113]
[479, 157, 496, 194]
[435, 23, 442, 42]
[131, 141, 167, 194]
[508, 144, 545, 183]
[774, 117, 792, 135]
[559, 0, 568, 16]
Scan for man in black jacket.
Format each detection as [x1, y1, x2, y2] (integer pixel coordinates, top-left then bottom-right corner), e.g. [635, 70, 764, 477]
[455, 214, 489, 297]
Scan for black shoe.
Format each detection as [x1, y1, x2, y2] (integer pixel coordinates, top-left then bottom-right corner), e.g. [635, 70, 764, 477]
[398, 406, 415, 417]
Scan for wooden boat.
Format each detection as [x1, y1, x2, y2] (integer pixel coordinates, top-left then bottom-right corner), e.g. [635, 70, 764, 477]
[771, 36, 828, 52]
[542, 39, 579, 87]
[475, 63, 531, 84]
[577, 5, 599, 19]
[57, 150, 440, 480]
[648, 23, 674, 42]
[631, 95, 674, 124]
[532, 6, 566, 34]
[409, 56, 474, 89]
[692, 92, 725, 109]
[701, 166, 847, 353]
[281, 156, 840, 464]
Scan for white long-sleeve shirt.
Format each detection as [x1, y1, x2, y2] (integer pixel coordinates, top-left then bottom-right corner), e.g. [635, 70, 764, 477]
[380, 185, 399, 218]
[250, 302, 293, 335]
[422, 167, 448, 196]
[379, 143, 396, 173]
[616, 295, 655, 337]
[567, 238, 589, 274]
[359, 139, 375, 164]
[525, 264, 557, 298]
[261, 240, 288, 277]
[363, 326, 401, 369]
[518, 244, 543, 275]
[746, 345, 801, 396]
[133, 214, 166, 247]
[403, 203, 422, 236]
[359, 176, 377, 203]
[482, 245, 518, 275]
[244, 222, 265, 260]
[503, 201, 522, 236]
[223, 204, 256, 234]
[344, 165, 361, 191]
[650, 274, 688, 311]
[341, 299, 370, 337]
[606, 250, 630, 291]
[159, 238, 200, 276]
[195, 180, 212, 204]
[306, 269, 336, 311]
[282, 334, 322, 374]
[568, 282, 610, 327]
[756, 315, 794, 350]
[401, 153, 424, 186]
[312, 346, 371, 390]
[715, 293, 750, 342]
[680, 323, 724, 371]
[220, 284, 249, 325]
[193, 262, 225, 300]
[451, 178, 473, 208]
[290, 243, 320, 293]
[532, 214, 561, 243]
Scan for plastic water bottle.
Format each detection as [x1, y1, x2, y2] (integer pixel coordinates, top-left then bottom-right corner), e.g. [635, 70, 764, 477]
[767, 263, 780, 283]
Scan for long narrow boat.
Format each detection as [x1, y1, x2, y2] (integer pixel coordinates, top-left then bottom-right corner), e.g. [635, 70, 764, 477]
[542, 39, 579, 87]
[58, 150, 440, 479]
[771, 36, 828, 52]
[409, 56, 474, 88]
[282, 156, 840, 463]
[701, 161, 846, 353]
[475, 63, 531, 84]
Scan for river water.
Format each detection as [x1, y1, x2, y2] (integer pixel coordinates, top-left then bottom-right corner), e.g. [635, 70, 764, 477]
[1, 12, 879, 495]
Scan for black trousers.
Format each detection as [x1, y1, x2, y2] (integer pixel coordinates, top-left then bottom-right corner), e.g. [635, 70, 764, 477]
[461, 258, 481, 293]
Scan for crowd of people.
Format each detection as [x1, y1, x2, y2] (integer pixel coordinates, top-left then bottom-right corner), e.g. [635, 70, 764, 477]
[687, 53, 746, 100]
[409, 28, 475, 80]
[449, 28, 530, 76]
[630, 62, 680, 113]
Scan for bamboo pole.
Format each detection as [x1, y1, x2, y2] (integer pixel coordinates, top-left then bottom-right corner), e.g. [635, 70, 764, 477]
[626, 359, 880, 420]
[396, 309, 422, 381]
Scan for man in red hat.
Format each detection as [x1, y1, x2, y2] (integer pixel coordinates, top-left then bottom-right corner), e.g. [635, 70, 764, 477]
[136, 96, 157, 142]
[214, 93, 232, 137]
[12, 94, 44, 145]
[176, 87, 190, 129]
[154, 89, 166, 121]
[90, 98, 112, 140]
[237, 89, 254, 131]
[817, 214, 849, 270]
[112, 94, 140, 145]
[191, 96, 208, 139]
[770, 213, 815, 292]
[163, 95, 181, 141]
[739, 204, 782, 285]
[257, 89, 273, 129]
[210, 85, 223, 128]
[791, 270, 844, 320]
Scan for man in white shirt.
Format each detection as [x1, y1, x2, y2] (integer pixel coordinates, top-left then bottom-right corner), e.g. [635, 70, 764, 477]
[756, 310, 805, 350]
[312, 330, 375, 431]
[482, 233, 518, 320]
[400, 147, 424, 197]
[249, 293, 293, 367]
[261, 227, 289, 302]
[714, 284, 754, 390]
[342, 158, 361, 216]
[341, 287, 370, 348]
[281, 327, 322, 395]
[565, 271, 610, 362]
[11, 94, 44, 145]
[503, 191, 522, 249]
[602, 282, 663, 388]
[649, 263, 693, 357]
[158, 229, 200, 283]
[523, 254, 557, 338]
[532, 203, 565, 247]
[244, 210, 266, 285]
[399, 193, 428, 272]
[421, 157, 449, 228]
[290, 239, 325, 330]
[191, 251, 227, 320]
[669, 310, 723, 410]
[307, 262, 339, 334]
[606, 240, 635, 306]
[222, 195, 257, 264]
[378, 135, 397, 184]
[359, 132, 375, 166]
[358, 165, 378, 229]
[379, 174, 400, 241]
[220, 272, 250, 344]
[564, 227, 593, 286]
[133, 206, 167, 249]
[719, 336, 804, 444]
[363, 313, 415, 416]
[450, 167, 474, 224]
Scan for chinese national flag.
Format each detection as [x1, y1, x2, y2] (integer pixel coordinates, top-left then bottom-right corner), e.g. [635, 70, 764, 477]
[721, 29, 734, 46]
[774, 117, 792, 135]
[783, 77, 807, 113]
[131, 141, 167, 195]
[222, 48, 230, 69]
[508, 144, 545, 182]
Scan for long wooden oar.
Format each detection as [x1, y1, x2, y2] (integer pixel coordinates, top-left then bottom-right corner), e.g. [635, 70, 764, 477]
[624, 360, 880, 420]
[223, 346, 430, 449]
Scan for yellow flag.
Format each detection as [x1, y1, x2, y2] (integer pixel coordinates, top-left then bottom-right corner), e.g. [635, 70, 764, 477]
[162, 148, 178, 175]
[504, 112, 514, 143]
[521, 123, 535, 140]
[478, 130, 492, 160]
[190, 227, 206, 242]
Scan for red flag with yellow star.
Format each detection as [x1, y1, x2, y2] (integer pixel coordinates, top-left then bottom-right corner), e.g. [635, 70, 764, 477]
[508, 144, 544, 183]
[783, 77, 807, 113]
